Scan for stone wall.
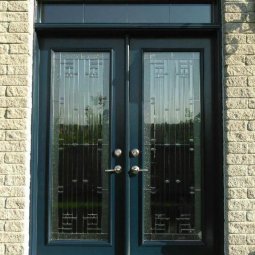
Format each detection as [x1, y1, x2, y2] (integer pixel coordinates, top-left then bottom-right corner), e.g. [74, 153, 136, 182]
[0, 0, 33, 255]
[224, 0, 255, 254]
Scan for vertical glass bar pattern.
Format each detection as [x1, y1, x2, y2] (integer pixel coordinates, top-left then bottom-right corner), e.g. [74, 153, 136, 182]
[50, 52, 110, 241]
[143, 52, 201, 241]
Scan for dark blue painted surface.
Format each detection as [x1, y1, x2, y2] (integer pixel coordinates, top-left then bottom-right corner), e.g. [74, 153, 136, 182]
[129, 38, 215, 255]
[31, 36, 219, 255]
[34, 37, 126, 255]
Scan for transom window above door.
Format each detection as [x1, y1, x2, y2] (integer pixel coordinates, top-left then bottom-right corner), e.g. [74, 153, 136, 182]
[36, 1, 215, 24]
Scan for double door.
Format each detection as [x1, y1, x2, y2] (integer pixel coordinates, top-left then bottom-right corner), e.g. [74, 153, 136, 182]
[36, 36, 217, 255]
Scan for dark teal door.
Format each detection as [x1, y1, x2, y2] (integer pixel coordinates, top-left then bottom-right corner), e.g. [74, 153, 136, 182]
[34, 36, 218, 255]
[36, 37, 126, 255]
[129, 38, 216, 255]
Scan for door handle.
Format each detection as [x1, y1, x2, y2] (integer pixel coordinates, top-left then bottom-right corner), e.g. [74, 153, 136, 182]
[130, 166, 148, 175]
[105, 165, 122, 174]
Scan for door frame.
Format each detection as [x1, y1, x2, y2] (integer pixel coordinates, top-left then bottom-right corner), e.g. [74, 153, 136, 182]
[30, 29, 223, 255]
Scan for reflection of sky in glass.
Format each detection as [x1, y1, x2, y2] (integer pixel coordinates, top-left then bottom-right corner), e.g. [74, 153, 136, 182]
[144, 52, 200, 125]
[52, 53, 110, 126]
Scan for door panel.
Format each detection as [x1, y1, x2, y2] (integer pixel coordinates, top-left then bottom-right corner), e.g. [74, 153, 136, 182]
[37, 38, 125, 255]
[129, 38, 214, 255]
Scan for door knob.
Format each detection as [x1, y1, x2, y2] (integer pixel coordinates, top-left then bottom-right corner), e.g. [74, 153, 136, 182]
[105, 165, 122, 174]
[114, 149, 122, 157]
[130, 148, 140, 157]
[130, 166, 148, 175]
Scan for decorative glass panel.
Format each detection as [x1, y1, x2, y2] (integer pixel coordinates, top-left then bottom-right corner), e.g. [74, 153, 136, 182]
[143, 52, 201, 241]
[50, 52, 110, 241]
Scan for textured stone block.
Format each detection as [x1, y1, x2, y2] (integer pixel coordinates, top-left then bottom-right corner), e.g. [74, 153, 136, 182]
[0, 65, 7, 75]
[229, 234, 246, 245]
[4, 153, 25, 164]
[227, 132, 255, 142]
[226, 76, 247, 87]
[226, 142, 248, 153]
[5, 108, 27, 119]
[229, 222, 255, 234]
[248, 165, 255, 176]
[5, 131, 26, 141]
[0, 164, 25, 175]
[248, 76, 255, 86]
[226, 120, 246, 131]
[0, 2, 7, 11]
[226, 55, 245, 65]
[228, 211, 246, 222]
[247, 35, 255, 44]
[9, 22, 29, 33]
[0, 55, 28, 65]
[9, 44, 30, 54]
[5, 175, 25, 186]
[248, 189, 255, 199]
[0, 12, 28, 22]
[7, 66, 28, 75]
[7, 1, 28, 11]
[6, 86, 28, 97]
[0, 232, 23, 242]
[227, 154, 248, 165]
[226, 109, 255, 120]
[0, 33, 28, 44]
[0, 187, 24, 197]
[5, 198, 25, 209]
[226, 87, 255, 97]
[225, 13, 246, 23]
[226, 99, 248, 109]
[227, 165, 248, 176]
[227, 188, 247, 198]
[0, 119, 26, 130]
[225, 34, 246, 44]
[5, 98, 27, 108]
[5, 244, 23, 255]
[228, 245, 248, 255]
[0, 45, 8, 54]
[4, 221, 23, 232]
[224, 3, 247, 13]
[227, 199, 253, 211]
[246, 235, 255, 244]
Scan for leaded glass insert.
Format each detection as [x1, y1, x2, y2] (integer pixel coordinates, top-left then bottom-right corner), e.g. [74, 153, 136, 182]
[143, 52, 202, 241]
[50, 52, 110, 241]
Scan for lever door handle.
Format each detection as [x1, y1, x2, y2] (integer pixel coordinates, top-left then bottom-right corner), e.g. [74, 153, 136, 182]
[130, 166, 148, 175]
[105, 165, 122, 174]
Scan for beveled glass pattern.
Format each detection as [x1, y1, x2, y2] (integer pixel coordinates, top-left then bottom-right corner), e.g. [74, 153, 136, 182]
[143, 52, 202, 241]
[50, 52, 110, 240]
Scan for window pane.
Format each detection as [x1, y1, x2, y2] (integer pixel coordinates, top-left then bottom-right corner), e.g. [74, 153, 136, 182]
[40, 4, 211, 24]
[143, 52, 202, 241]
[50, 52, 110, 241]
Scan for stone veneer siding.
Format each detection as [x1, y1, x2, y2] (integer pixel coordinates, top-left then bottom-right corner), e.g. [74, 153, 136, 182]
[224, 0, 255, 254]
[0, 0, 33, 255]
[0, 0, 255, 255]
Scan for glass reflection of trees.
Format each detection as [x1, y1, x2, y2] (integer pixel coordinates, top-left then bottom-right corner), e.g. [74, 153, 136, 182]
[50, 52, 110, 240]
